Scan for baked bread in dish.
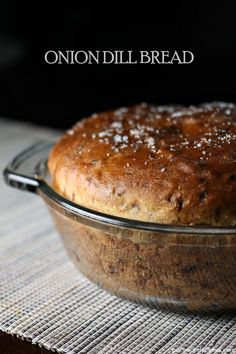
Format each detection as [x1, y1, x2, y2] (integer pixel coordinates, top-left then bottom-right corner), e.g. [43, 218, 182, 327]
[48, 102, 236, 226]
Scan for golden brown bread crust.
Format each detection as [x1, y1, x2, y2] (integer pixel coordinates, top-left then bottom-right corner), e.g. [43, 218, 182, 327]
[48, 102, 236, 225]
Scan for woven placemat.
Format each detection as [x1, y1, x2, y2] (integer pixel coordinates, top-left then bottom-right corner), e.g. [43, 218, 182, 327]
[0, 119, 236, 354]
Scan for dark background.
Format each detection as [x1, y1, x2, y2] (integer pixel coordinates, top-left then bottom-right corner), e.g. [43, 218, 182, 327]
[0, 2, 235, 128]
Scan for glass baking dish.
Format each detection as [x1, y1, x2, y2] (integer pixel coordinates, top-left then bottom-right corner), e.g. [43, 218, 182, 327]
[3, 142, 236, 313]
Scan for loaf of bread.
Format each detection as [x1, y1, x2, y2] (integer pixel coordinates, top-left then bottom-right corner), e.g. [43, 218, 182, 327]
[48, 102, 236, 226]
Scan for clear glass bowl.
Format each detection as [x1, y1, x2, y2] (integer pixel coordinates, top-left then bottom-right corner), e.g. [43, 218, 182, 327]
[3, 142, 236, 313]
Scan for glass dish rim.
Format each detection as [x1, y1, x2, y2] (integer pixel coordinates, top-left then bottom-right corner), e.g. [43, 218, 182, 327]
[3, 141, 236, 235]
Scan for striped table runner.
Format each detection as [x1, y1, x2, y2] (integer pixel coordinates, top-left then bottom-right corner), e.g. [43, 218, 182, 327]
[0, 118, 236, 354]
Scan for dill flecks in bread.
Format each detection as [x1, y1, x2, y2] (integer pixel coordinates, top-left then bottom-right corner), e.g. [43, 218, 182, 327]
[48, 102, 236, 226]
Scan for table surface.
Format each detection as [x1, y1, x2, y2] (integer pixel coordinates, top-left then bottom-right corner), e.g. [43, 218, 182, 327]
[1, 118, 236, 354]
